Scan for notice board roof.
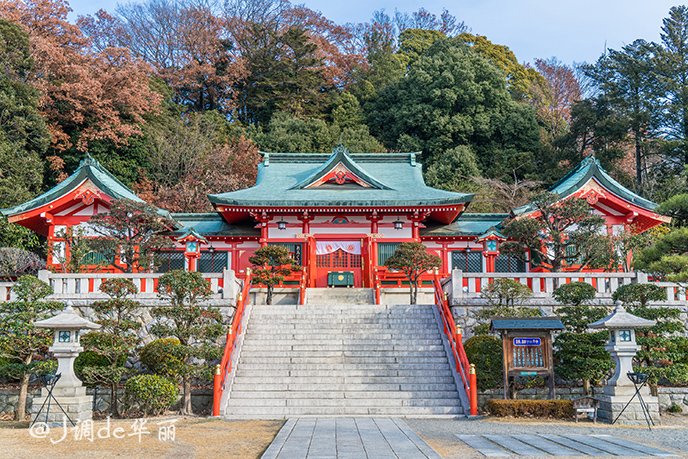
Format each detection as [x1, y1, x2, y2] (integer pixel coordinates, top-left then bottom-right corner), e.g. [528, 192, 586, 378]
[490, 317, 565, 332]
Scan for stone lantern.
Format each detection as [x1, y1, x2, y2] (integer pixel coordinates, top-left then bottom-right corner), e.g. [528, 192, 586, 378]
[589, 301, 659, 425]
[31, 302, 100, 424]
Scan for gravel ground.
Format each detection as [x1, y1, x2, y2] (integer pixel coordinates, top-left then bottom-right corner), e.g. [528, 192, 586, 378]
[407, 414, 688, 459]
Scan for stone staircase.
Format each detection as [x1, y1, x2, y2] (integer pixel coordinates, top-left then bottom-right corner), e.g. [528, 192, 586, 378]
[304, 288, 375, 305]
[222, 302, 464, 418]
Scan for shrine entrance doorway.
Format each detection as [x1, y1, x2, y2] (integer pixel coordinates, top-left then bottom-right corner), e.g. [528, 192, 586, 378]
[314, 241, 362, 288]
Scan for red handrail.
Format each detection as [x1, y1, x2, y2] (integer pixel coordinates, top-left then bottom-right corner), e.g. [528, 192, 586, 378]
[299, 267, 307, 305]
[373, 269, 381, 305]
[213, 270, 252, 416]
[433, 271, 477, 416]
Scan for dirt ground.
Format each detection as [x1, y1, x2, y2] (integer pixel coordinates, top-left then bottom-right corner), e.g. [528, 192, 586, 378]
[0, 416, 284, 459]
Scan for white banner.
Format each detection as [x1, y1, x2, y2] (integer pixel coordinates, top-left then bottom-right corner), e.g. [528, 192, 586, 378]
[316, 241, 361, 255]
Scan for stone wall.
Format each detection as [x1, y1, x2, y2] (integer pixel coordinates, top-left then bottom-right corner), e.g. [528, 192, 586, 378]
[657, 387, 688, 412]
[476, 386, 688, 414]
[0, 387, 213, 415]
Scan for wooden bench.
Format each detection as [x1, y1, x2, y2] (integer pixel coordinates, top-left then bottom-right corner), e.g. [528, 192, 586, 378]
[573, 396, 599, 423]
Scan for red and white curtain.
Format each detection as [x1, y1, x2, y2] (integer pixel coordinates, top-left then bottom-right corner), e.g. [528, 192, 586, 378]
[316, 241, 361, 255]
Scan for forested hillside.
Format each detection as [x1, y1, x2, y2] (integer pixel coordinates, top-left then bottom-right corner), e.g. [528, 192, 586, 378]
[2, 0, 688, 224]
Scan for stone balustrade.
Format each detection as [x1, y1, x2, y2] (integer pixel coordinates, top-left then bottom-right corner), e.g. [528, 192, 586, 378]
[0, 270, 242, 305]
[449, 270, 686, 305]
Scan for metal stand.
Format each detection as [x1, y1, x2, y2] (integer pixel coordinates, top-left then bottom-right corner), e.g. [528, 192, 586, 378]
[612, 372, 654, 430]
[30, 374, 76, 427]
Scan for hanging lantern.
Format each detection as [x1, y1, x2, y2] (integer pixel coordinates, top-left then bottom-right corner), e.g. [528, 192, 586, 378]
[393, 218, 404, 230]
[277, 219, 287, 230]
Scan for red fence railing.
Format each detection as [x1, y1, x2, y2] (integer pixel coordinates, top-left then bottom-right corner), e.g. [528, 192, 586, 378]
[433, 271, 477, 416]
[213, 269, 252, 416]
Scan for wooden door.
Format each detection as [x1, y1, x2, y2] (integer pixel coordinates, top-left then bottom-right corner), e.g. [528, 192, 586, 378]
[315, 248, 362, 287]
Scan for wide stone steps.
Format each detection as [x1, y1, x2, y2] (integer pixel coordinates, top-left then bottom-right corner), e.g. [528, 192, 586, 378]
[229, 383, 458, 392]
[224, 406, 461, 417]
[229, 390, 459, 399]
[223, 302, 463, 418]
[226, 398, 461, 407]
[238, 356, 451, 364]
[238, 350, 448, 358]
[233, 372, 455, 382]
[238, 363, 452, 371]
[234, 369, 453, 377]
[240, 345, 445, 352]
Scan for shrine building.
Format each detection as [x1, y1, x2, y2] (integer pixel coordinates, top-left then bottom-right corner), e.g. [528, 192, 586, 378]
[1, 146, 670, 285]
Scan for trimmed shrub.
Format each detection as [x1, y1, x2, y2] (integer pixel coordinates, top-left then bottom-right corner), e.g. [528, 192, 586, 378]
[480, 278, 532, 308]
[125, 374, 178, 416]
[464, 335, 503, 389]
[612, 283, 667, 307]
[668, 404, 683, 413]
[139, 338, 183, 377]
[487, 399, 574, 419]
[552, 282, 596, 307]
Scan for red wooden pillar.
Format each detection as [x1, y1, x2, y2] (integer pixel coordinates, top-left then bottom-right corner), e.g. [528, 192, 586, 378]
[259, 220, 268, 247]
[307, 235, 317, 287]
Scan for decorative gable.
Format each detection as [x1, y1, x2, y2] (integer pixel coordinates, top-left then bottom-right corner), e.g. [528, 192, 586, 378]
[289, 142, 392, 191]
[305, 162, 374, 188]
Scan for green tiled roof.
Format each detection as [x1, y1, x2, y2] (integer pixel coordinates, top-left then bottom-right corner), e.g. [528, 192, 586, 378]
[420, 213, 509, 237]
[208, 149, 474, 208]
[1, 154, 177, 224]
[512, 155, 657, 216]
[2, 154, 140, 217]
[167, 213, 259, 237]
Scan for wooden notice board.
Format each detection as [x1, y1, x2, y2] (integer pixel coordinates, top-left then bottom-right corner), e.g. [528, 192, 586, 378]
[490, 317, 565, 400]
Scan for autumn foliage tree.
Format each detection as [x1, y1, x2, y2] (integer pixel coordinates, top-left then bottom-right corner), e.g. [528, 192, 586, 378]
[134, 112, 260, 213]
[0, 0, 162, 180]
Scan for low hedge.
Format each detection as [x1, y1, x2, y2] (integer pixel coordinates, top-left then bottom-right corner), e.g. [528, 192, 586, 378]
[125, 374, 178, 416]
[487, 399, 574, 419]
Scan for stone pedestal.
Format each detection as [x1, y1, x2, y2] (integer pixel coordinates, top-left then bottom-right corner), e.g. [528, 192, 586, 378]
[596, 388, 660, 425]
[31, 385, 92, 425]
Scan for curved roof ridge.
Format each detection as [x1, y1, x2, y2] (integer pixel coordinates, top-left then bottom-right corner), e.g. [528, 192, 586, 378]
[288, 143, 392, 190]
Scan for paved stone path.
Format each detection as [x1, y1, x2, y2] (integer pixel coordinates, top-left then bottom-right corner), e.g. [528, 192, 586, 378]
[261, 418, 442, 459]
[456, 434, 679, 457]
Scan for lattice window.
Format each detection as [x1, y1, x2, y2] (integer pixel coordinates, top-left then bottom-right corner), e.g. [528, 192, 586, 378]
[451, 251, 482, 273]
[377, 243, 400, 266]
[155, 251, 185, 273]
[81, 251, 110, 266]
[316, 254, 329, 267]
[350, 254, 362, 268]
[495, 254, 526, 273]
[332, 250, 347, 268]
[198, 251, 228, 273]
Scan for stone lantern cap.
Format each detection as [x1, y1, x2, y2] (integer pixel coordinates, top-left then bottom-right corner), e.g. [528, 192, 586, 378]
[34, 302, 101, 331]
[589, 301, 656, 330]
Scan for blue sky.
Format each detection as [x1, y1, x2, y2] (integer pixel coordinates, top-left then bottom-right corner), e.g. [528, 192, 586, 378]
[67, 0, 682, 66]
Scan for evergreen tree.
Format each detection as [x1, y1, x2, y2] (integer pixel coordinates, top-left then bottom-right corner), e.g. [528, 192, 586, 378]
[368, 38, 540, 181]
[657, 6, 688, 179]
[584, 40, 663, 193]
